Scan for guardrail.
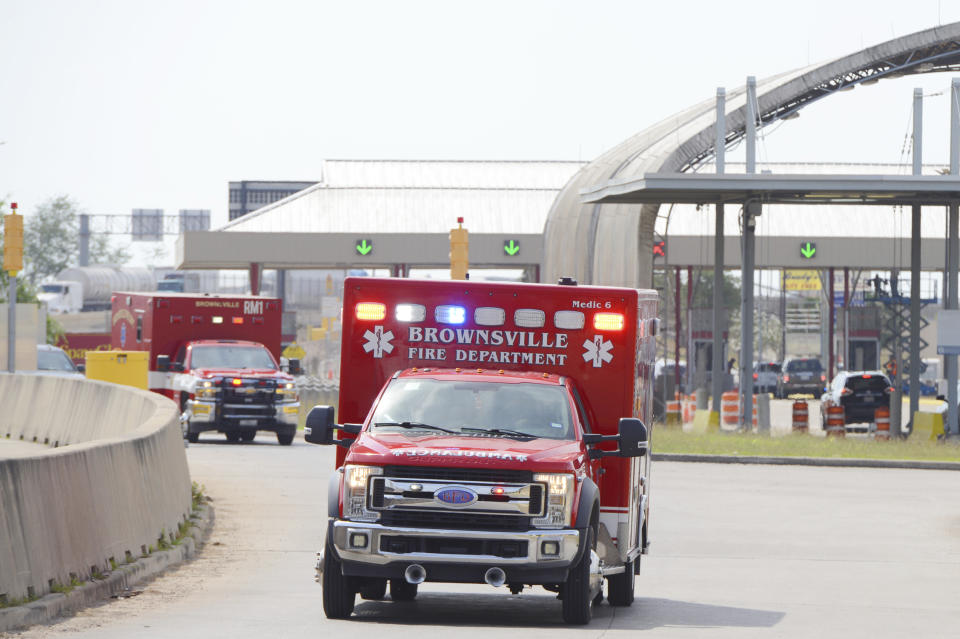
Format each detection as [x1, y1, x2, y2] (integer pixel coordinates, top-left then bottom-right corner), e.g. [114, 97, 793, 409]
[0, 374, 192, 604]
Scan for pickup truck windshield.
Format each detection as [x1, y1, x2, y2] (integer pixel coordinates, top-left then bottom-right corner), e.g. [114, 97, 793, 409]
[370, 378, 574, 440]
[40, 284, 65, 294]
[38, 350, 77, 372]
[190, 345, 277, 370]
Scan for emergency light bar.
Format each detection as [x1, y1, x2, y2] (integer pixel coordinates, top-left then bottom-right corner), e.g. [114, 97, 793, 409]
[355, 302, 386, 321]
[435, 305, 466, 324]
[514, 309, 545, 328]
[395, 303, 426, 322]
[554, 310, 585, 330]
[593, 313, 625, 331]
[474, 307, 505, 326]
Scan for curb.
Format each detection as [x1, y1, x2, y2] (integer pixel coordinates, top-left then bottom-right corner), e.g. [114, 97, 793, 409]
[652, 452, 960, 471]
[0, 502, 215, 633]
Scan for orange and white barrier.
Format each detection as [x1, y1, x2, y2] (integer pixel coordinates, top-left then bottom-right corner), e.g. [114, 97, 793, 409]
[665, 392, 681, 425]
[874, 406, 891, 441]
[720, 391, 739, 426]
[824, 404, 845, 438]
[792, 400, 809, 433]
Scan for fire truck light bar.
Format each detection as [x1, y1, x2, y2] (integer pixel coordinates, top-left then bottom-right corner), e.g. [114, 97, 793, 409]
[435, 305, 466, 324]
[231, 378, 243, 386]
[593, 313, 625, 331]
[355, 302, 386, 321]
[474, 307, 505, 326]
[395, 303, 426, 322]
[514, 309, 545, 328]
[554, 310, 585, 330]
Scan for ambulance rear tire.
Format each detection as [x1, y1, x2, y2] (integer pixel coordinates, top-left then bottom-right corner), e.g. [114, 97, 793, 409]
[389, 579, 418, 601]
[561, 526, 595, 624]
[322, 543, 356, 618]
[606, 558, 635, 606]
[277, 428, 295, 446]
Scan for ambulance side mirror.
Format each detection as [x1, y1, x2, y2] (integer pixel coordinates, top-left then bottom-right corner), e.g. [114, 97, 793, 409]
[304, 405, 336, 445]
[287, 359, 302, 376]
[157, 355, 170, 372]
[616, 418, 648, 457]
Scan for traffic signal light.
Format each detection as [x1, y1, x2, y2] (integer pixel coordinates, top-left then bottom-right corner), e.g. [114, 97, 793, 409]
[449, 217, 468, 280]
[4, 203, 23, 275]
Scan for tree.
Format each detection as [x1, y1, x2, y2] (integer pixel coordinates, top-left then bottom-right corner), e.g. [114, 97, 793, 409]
[22, 195, 130, 285]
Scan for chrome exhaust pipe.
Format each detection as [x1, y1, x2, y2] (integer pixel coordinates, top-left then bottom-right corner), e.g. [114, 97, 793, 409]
[404, 563, 426, 584]
[484, 566, 506, 588]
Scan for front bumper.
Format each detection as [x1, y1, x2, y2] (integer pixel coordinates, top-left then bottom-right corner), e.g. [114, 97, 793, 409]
[185, 399, 300, 427]
[329, 520, 581, 584]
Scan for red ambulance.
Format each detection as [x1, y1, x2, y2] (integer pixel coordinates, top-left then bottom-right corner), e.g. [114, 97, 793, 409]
[305, 277, 658, 624]
[111, 292, 301, 445]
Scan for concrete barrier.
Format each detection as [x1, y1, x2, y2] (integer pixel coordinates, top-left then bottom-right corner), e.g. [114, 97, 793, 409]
[0, 374, 191, 604]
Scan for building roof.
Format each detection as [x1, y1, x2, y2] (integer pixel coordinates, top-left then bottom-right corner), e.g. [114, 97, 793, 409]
[218, 159, 585, 235]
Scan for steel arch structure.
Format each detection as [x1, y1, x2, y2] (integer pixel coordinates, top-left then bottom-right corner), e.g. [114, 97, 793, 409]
[544, 22, 960, 287]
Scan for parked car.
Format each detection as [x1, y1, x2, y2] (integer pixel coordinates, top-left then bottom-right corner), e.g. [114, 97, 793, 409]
[752, 361, 781, 394]
[33, 344, 85, 379]
[820, 371, 893, 433]
[777, 357, 825, 398]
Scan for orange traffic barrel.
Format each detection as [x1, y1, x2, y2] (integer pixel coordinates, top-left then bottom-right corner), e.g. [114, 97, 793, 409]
[751, 403, 758, 430]
[665, 392, 681, 426]
[720, 391, 739, 425]
[874, 406, 891, 441]
[792, 400, 809, 433]
[824, 404, 846, 438]
[682, 392, 697, 423]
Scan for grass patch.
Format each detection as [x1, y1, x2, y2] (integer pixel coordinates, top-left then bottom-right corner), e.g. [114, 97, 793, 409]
[653, 426, 960, 462]
[0, 593, 38, 609]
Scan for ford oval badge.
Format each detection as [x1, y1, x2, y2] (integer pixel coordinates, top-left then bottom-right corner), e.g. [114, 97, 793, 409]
[434, 486, 478, 507]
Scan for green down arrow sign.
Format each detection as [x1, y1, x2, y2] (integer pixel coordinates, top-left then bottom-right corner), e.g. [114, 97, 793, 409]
[356, 239, 373, 256]
[504, 240, 520, 256]
[800, 242, 817, 259]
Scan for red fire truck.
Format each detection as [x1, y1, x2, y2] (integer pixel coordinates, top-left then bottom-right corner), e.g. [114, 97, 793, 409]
[305, 277, 658, 624]
[111, 292, 301, 445]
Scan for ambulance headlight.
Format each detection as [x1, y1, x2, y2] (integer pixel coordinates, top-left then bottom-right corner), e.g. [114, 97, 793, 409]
[275, 382, 298, 402]
[342, 465, 382, 522]
[532, 473, 575, 529]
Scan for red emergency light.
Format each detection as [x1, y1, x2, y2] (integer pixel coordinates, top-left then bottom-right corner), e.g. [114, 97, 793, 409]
[593, 313, 624, 331]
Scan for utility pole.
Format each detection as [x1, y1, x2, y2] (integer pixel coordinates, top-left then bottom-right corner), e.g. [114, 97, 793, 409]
[4, 202, 24, 373]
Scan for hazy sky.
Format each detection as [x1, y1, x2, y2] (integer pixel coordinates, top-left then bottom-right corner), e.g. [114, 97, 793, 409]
[3, 1, 960, 266]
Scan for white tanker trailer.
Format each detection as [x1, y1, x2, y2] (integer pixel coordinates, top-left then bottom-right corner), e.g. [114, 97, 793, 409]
[38, 266, 156, 312]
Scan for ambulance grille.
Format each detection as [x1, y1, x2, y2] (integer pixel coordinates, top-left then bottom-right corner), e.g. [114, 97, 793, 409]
[384, 466, 532, 484]
[380, 510, 530, 531]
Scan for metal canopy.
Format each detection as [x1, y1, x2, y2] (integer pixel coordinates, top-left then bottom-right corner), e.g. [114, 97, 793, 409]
[581, 172, 960, 206]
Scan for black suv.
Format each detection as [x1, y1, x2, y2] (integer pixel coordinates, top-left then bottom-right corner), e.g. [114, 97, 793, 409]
[777, 357, 826, 398]
[821, 371, 893, 431]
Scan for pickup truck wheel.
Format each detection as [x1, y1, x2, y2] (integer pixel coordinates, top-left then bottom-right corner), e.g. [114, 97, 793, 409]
[276, 429, 295, 446]
[240, 431, 256, 443]
[180, 395, 199, 443]
[561, 527, 595, 625]
[322, 545, 356, 619]
[606, 558, 635, 606]
[225, 432, 241, 443]
[389, 579, 418, 601]
[359, 578, 387, 600]
[186, 430, 199, 444]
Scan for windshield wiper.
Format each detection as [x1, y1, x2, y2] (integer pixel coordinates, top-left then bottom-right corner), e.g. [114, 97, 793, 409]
[460, 427, 538, 439]
[374, 421, 460, 434]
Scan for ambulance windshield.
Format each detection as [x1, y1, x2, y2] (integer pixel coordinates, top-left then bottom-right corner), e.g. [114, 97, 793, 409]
[370, 378, 574, 440]
[190, 345, 277, 370]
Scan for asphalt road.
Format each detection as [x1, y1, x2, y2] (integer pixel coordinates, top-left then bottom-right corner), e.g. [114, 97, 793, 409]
[15, 433, 960, 638]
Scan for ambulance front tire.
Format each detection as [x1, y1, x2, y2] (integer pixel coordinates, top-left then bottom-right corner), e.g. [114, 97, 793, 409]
[322, 542, 356, 618]
[561, 525, 596, 624]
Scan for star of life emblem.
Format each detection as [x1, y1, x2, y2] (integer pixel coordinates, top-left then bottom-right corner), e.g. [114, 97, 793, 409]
[362, 325, 394, 358]
[582, 335, 613, 368]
